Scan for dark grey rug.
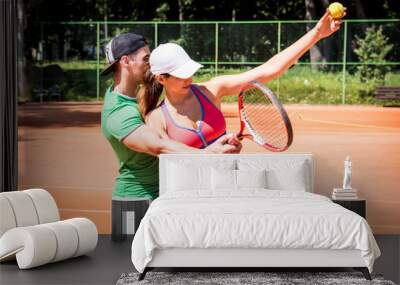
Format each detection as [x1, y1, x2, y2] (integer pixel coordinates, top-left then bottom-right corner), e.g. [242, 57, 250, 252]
[116, 271, 396, 285]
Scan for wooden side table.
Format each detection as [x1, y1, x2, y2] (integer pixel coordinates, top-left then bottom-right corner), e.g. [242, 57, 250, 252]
[332, 199, 366, 218]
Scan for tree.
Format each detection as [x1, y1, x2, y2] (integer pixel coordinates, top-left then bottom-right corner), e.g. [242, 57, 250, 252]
[304, 0, 325, 69]
[354, 26, 393, 85]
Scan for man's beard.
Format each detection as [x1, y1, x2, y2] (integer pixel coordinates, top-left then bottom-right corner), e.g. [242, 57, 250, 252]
[142, 68, 154, 85]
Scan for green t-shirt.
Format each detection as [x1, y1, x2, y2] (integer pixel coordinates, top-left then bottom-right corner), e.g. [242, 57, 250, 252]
[101, 87, 159, 200]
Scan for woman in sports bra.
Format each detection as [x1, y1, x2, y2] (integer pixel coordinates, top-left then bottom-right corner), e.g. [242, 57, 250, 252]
[140, 11, 342, 148]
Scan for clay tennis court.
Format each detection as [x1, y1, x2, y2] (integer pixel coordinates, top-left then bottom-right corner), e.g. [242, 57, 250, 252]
[18, 102, 400, 234]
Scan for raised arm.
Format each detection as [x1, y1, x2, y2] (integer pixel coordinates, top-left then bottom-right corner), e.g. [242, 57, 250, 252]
[204, 10, 343, 100]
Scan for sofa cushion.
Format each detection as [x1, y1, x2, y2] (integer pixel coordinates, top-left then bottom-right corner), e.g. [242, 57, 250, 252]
[24, 189, 60, 223]
[64, 218, 98, 257]
[0, 218, 97, 269]
[0, 189, 60, 239]
[0, 192, 39, 227]
[0, 196, 17, 237]
[0, 226, 57, 269]
[42, 221, 79, 262]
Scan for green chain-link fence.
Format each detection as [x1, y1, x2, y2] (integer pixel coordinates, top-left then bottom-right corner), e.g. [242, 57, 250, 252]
[28, 19, 399, 104]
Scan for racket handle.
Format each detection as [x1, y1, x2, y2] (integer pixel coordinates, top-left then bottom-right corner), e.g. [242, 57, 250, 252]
[227, 133, 243, 145]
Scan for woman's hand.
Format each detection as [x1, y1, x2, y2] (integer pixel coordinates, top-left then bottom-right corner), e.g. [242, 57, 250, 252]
[204, 134, 242, 154]
[314, 9, 345, 40]
[226, 132, 243, 153]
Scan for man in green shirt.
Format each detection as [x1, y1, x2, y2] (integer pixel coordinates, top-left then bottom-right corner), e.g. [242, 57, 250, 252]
[101, 34, 240, 239]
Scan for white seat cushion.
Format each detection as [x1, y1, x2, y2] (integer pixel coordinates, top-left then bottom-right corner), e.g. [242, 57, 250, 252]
[0, 196, 17, 237]
[64, 218, 98, 257]
[0, 226, 57, 269]
[0, 189, 59, 238]
[0, 192, 39, 227]
[0, 218, 97, 269]
[24, 189, 60, 223]
[42, 221, 79, 262]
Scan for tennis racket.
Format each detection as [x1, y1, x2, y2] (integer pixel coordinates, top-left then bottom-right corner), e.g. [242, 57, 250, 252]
[230, 80, 293, 152]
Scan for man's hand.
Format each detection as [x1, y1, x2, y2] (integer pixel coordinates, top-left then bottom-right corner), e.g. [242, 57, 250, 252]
[225, 132, 243, 153]
[314, 9, 345, 40]
[204, 133, 242, 154]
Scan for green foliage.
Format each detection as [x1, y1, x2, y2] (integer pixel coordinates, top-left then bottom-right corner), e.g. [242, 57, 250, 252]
[354, 26, 393, 86]
[29, 62, 400, 106]
[25, 0, 400, 22]
[154, 2, 170, 21]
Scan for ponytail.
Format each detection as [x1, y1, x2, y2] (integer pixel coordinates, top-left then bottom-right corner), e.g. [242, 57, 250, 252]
[138, 70, 164, 117]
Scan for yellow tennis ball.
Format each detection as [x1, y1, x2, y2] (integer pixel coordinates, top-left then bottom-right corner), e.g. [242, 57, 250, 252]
[328, 2, 345, 19]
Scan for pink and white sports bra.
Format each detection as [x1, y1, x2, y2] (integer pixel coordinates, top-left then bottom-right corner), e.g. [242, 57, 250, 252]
[160, 84, 226, 149]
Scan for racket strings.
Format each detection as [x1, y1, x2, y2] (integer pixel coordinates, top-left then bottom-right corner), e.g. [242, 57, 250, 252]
[242, 87, 289, 149]
[246, 111, 285, 143]
[245, 108, 288, 147]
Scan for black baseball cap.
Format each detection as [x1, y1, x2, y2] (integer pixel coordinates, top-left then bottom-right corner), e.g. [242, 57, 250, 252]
[101, 33, 148, 76]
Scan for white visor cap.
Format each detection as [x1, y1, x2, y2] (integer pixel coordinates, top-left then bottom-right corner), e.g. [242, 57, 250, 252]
[150, 43, 203, 79]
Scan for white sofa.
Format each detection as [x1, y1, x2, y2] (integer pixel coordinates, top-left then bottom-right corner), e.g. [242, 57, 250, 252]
[0, 189, 98, 269]
[132, 153, 379, 281]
